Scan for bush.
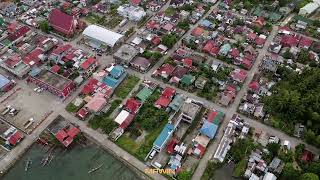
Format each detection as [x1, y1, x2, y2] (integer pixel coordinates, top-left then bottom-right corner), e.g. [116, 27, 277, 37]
[233, 159, 247, 178]
[66, 103, 81, 113]
[201, 161, 222, 180]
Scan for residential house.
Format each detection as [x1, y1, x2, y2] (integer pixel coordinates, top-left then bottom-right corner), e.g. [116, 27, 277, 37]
[114, 44, 139, 65]
[130, 57, 151, 72]
[79, 57, 98, 78]
[117, 4, 146, 21]
[153, 63, 175, 79]
[195, 76, 207, 90]
[169, 66, 189, 84]
[179, 100, 201, 123]
[155, 87, 176, 109]
[219, 43, 231, 56]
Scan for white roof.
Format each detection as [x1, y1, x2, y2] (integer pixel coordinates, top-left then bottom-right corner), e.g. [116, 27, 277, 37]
[114, 110, 130, 124]
[263, 172, 277, 180]
[301, 2, 319, 14]
[83, 25, 124, 47]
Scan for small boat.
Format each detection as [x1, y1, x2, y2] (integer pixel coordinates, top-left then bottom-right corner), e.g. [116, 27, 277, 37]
[47, 155, 54, 165]
[88, 164, 103, 174]
[41, 156, 49, 166]
[25, 158, 32, 171]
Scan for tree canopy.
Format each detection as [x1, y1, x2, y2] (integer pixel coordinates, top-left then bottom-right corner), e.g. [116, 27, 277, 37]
[299, 173, 319, 180]
[263, 67, 320, 147]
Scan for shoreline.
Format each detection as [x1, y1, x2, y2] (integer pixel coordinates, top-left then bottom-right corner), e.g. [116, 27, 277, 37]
[0, 134, 154, 180]
[84, 134, 154, 180]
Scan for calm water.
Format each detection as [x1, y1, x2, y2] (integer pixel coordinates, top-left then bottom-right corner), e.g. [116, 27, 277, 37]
[4, 143, 142, 180]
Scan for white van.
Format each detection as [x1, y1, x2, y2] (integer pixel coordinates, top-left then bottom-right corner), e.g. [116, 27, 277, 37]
[149, 150, 156, 159]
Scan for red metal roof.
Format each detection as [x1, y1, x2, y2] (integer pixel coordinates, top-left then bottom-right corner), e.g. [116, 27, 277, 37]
[23, 48, 43, 66]
[255, 37, 266, 45]
[229, 48, 240, 59]
[242, 59, 253, 70]
[166, 138, 178, 154]
[119, 113, 135, 129]
[131, 0, 141, 5]
[7, 26, 31, 42]
[49, 9, 75, 35]
[202, 41, 214, 53]
[80, 57, 96, 70]
[51, 65, 61, 73]
[191, 27, 204, 37]
[55, 130, 68, 143]
[249, 81, 260, 91]
[299, 36, 313, 49]
[162, 87, 176, 98]
[67, 127, 80, 138]
[281, 35, 299, 47]
[247, 32, 257, 41]
[51, 44, 72, 55]
[8, 131, 23, 146]
[183, 58, 193, 68]
[207, 110, 218, 123]
[151, 36, 161, 45]
[155, 96, 171, 108]
[158, 64, 175, 76]
[125, 98, 142, 114]
[77, 108, 89, 119]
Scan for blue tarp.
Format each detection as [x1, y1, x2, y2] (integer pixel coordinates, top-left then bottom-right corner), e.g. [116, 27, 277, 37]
[0, 74, 10, 89]
[154, 123, 174, 149]
[200, 121, 218, 139]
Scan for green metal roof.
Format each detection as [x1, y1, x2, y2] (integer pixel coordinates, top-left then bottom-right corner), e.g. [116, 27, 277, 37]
[136, 87, 152, 102]
[181, 74, 195, 86]
[213, 111, 224, 125]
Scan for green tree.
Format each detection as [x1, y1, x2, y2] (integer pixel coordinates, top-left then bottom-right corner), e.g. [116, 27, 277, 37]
[294, 143, 305, 160]
[161, 34, 178, 48]
[177, 171, 192, 180]
[282, 163, 301, 180]
[299, 173, 319, 180]
[39, 20, 50, 33]
[306, 162, 320, 176]
[267, 143, 280, 156]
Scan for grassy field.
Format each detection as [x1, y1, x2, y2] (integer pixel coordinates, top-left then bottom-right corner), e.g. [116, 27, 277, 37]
[116, 121, 166, 161]
[115, 75, 140, 99]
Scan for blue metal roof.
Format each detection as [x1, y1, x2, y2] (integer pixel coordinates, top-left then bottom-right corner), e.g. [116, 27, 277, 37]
[200, 20, 212, 27]
[0, 74, 10, 89]
[110, 65, 124, 79]
[200, 121, 218, 139]
[103, 76, 118, 88]
[154, 123, 174, 149]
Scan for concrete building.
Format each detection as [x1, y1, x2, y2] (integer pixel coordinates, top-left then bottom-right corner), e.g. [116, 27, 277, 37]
[113, 44, 139, 65]
[27, 69, 76, 99]
[179, 99, 201, 123]
[299, 0, 320, 16]
[117, 4, 146, 21]
[83, 25, 124, 49]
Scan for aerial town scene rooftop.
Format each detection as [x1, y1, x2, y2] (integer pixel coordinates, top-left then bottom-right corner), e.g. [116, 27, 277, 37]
[0, 0, 319, 179]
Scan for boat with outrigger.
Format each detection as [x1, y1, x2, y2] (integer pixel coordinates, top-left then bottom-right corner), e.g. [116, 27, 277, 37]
[88, 163, 104, 174]
[25, 158, 32, 171]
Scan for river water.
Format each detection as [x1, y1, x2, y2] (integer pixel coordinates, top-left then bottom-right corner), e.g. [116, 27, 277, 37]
[3, 143, 142, 180]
